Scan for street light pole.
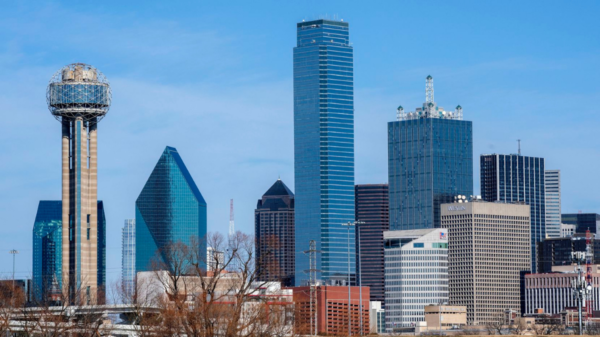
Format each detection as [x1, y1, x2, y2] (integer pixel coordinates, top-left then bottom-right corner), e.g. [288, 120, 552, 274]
[342, 221, 358, 336]
[9, 250, 18, 307]
[355, 221, 365, 336]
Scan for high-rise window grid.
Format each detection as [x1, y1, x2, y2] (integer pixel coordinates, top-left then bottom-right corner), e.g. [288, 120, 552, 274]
[122, 219, 135, 296]
[294, 19, 355, 285]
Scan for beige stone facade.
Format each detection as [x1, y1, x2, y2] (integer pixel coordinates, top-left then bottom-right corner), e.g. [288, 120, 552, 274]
[424, 305, 467, 330]
[441, 201, 530, 325]
[61, 118, 99, 303]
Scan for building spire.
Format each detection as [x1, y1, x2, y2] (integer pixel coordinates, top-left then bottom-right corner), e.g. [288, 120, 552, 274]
[426, 75, 434, 104]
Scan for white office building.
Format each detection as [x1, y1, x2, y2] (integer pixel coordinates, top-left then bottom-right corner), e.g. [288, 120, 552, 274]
[384, 228, 448, 331]
[545, 170, 561, 238]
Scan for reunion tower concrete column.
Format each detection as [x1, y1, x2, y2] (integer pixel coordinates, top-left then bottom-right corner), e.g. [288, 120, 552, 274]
[48, 64, 111, 304]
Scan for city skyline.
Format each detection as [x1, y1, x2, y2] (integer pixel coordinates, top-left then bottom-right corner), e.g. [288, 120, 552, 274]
[0, 1, 598, 287]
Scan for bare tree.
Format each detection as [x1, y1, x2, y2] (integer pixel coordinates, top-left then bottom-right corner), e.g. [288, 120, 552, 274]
[144, 231, 291, 337]
[485, 313, 506, 335]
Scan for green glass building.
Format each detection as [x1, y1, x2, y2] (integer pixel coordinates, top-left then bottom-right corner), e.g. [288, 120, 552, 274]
[135, 147, 207, 273]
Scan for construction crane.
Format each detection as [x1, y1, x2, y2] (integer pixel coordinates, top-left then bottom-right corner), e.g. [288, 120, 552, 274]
[586, 229, 594, 317]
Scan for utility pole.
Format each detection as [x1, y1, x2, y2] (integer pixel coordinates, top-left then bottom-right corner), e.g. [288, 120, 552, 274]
[572, 251, 592, 335]
[9, 250, 18, 307]
[304, 240, 320, 336]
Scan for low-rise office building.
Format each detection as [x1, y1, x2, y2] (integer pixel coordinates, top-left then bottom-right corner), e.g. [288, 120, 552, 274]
[524, 265, 600, 315]
[424, 305, 467, 330]
[292, 285, 370, 335]
[369, 301, 385, 334]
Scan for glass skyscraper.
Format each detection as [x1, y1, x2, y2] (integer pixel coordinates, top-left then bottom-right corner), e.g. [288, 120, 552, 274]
[388, 76, 473, 231]
[480, 154, 545, 271]
[293, 19, 355, 285]
[32, 200, 106, 303]
[136, 146, 207, 273]
[122, 219, 135, 296]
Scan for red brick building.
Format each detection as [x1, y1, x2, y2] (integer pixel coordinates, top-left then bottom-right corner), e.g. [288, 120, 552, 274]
[292, 285, 370, 335]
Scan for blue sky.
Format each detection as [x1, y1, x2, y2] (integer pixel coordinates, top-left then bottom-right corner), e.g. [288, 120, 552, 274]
[0, 1, 598, 284]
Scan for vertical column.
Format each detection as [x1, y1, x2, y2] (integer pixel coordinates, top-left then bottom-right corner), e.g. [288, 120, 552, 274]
[88, 120, 98, 302]
[61, 120, 71, 296]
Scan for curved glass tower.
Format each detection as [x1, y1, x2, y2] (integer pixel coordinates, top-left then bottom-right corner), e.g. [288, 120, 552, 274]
[135, 147, 207, 273]
[294, 19, 355, 285]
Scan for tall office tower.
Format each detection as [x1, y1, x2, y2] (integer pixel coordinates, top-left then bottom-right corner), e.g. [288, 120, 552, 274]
[441, 201, 530, 325]
[383, 228, 449, 330]
[355, 184, 389, 304]
[32, 200, 106, 303]
[136, 146, 207, 273]
[122, 219, 135, 296]
[545, 170, 561, 238]
[562, 213, 600, 234]
[255, 179, 295, 286]
[293, 19, 355, 285]
[480, 154, 545, 271]
[388, 76, 473, 231]
[46, 63, 111, 304]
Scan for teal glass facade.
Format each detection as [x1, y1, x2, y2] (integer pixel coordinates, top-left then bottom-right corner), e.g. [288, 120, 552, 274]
[136, 146, 207, 273]
[32, 200, 106, 303]
[388, 118, 473, 230]
[294, 19, 356, 286]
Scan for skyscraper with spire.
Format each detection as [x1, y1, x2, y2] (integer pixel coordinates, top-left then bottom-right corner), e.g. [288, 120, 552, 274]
[294, 19, 356, 285]
[388, 76, 473, 230]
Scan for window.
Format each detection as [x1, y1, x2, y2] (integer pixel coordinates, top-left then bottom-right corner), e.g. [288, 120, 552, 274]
[413, 243, 424, 248]
[87, 228, 90, 240]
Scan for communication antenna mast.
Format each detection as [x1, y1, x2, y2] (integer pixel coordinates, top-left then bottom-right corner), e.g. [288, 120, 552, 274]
[304, 240, 321, 336]
[426, 75, 434, 103]
[229, 199, 235, 237]
[518, 139, 521, 156]
[586, 229, 594, 317]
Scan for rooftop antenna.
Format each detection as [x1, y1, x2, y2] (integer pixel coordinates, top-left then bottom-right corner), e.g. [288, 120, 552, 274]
[229, 199, 235, 238]
[426, 75, 434, 103]
[518, 139, 521, 156]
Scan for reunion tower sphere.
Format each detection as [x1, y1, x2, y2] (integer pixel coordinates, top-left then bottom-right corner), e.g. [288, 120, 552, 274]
[46, 63, 111, 122]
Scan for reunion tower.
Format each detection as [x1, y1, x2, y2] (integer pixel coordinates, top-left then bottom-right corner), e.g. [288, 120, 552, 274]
[47, 63, 111, 303]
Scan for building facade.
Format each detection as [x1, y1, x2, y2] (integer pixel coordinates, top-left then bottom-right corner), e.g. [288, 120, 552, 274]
[369, 301, 386, 334]
[424, 305, 467, 330]
[383, 228, 449, 330]
[255, 179, 295, 286]
[538, 234, 600, 273]
[293, 285, 370, 335]
[562, 213, 600, 234]
[545, 170, 561, 238]
[355, 184, 389, 304]
[441, 201, 530, 325]
[32, 200, 106, 303]
[480, 154, 545, 271]
[293, 19, 356, 285]
[560, 223, 576, 237]
[136, 146, 207, 273]
[524, 266, 600, 315]
[388, 76, 473, 231]
[122, 219, 135, 296]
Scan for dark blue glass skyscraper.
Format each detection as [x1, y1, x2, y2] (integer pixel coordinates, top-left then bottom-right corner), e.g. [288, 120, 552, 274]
[32, 200, 106, 303]
[481, 153, 545, 271]
[388, 76, 473, 231]
[136, 146, 207, 273]
[294, 19, 355, 286]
